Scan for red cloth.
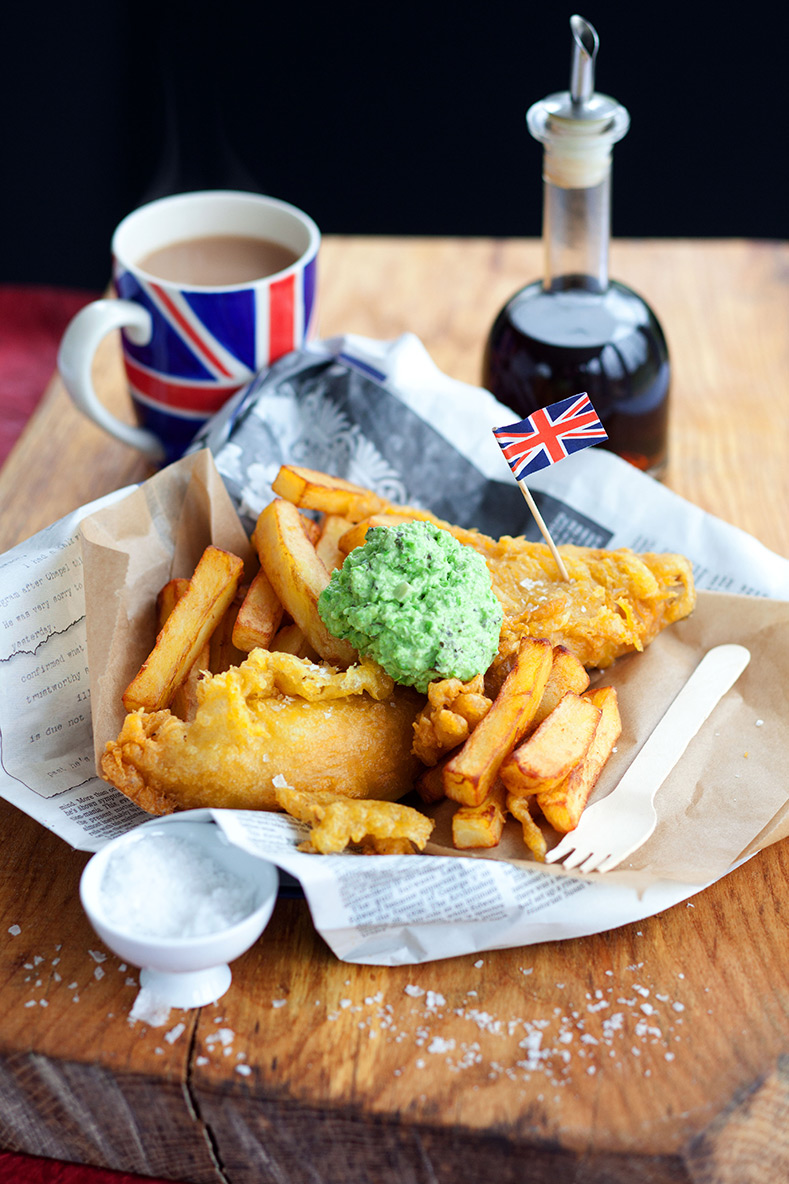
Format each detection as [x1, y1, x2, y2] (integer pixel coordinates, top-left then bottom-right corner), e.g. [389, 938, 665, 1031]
[0, 284, 100, 465]
[0, 1150, 175, 1183]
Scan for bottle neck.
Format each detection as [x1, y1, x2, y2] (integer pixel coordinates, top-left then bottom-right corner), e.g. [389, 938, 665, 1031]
[542, 172, 611, 293]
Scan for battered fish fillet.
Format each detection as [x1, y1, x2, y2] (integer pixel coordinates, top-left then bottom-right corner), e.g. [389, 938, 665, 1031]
[470, 534, 695, 683]
[407, 515, 695, 682]
[101, 649, 423, 815]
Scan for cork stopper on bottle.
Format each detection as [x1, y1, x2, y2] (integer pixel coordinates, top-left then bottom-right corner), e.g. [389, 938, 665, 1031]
[526, 16, 630, 189]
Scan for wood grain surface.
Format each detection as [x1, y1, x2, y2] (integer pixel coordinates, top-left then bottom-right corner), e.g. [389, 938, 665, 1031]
[0, 238, 788, 1184]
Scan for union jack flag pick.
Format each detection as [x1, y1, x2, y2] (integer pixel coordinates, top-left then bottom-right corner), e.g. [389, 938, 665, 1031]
[493, 393, 607, 481]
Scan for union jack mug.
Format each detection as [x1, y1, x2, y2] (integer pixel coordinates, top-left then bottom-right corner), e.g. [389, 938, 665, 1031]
[58, 190, 320, 463]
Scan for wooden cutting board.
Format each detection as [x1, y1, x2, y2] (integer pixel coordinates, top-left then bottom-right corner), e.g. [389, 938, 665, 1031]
[0, 237, 788, 1184]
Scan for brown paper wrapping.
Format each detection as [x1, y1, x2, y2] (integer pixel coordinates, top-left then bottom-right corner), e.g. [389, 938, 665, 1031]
[80, 452, 789, 888]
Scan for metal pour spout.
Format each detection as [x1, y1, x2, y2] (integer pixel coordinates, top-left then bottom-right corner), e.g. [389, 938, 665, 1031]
[569, 15, 599, 106]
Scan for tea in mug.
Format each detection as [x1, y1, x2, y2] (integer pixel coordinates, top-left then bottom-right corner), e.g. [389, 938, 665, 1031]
[138, 235, 300, 286]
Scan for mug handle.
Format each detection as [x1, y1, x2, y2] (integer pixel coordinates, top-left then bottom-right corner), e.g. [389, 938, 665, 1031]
[57, 299, 165, 461]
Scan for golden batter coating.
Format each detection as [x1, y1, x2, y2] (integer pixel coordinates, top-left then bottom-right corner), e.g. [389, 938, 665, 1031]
[101, 649, 423, 814]
[460, 534, 695, 687]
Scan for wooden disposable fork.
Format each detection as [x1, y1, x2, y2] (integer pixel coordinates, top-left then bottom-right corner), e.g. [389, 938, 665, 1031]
[544, 644, 751, 874]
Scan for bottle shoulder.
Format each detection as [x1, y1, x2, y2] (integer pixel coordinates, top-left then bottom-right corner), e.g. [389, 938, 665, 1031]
[494, 277, 667, 350]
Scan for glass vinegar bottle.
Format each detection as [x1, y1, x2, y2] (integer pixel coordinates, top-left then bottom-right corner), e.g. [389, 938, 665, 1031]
[482, 17, 670, 477]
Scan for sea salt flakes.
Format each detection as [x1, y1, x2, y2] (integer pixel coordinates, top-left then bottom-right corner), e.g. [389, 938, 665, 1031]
[129, 986, 172, 1028]
[7, 924, 21, 936]
[427, 1036, 455, 1055]
[98, 833, 258, 939]
[206, 1027, 235, 1048]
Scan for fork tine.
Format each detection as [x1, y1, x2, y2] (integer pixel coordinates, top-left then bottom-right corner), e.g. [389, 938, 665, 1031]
[554, 845, 593, 871]
[577, 851, 609, 874]
[544, 834, 578, 864]
[595, 851, 630, 873]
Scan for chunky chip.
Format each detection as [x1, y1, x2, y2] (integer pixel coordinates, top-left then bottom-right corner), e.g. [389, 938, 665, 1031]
[532, 645, 591, 727]
[272, 465, 390, 523]
[315, 514, 355, 571]
[269, 623, 320, 661]
[253, 498, 357, 668]
[123, 546, 244, 713]
[500, 691, 602, 797]
[156, 578, 209, 722]
[209, 594, 246, 674]
[442, 638, 553, 807]
[232, 568, 284, 652]
[536, 687, 622, 833]
[452, 780, 507, 849]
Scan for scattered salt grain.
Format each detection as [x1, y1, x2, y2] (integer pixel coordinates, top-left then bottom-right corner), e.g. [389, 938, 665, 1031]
[129, 986, 172, 1028]
[272, 999, 288, 1008]
[236, 1063, 252, 1076]
[165, 1023, 186, 1044]
[206, 1027, 235, 1048]
[427, 1036, 455, 1054]
[404, 985, 425, 998]
[7, 924, 21, 936]
[98, 833, 259, 939]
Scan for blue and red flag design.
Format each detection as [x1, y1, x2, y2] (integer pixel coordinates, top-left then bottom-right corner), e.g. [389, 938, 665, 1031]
[113, 258, 318, 418]
[493, 393, 607, 479]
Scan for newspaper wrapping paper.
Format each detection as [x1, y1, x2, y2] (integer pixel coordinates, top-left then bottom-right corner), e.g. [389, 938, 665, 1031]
[1, 332, 788, 964]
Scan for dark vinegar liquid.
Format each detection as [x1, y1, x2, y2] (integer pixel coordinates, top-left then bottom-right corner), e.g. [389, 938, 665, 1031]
[482, 276, 670, 477]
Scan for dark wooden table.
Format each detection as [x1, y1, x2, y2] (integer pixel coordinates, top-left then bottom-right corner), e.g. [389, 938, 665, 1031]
[1, 238, 788, 1184]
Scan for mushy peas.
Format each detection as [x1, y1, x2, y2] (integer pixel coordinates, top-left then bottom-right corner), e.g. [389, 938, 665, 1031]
[317, 521, 503, 693]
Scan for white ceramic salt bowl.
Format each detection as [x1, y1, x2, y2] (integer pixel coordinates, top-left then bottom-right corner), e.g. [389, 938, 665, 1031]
[80, 818, 279, 1007]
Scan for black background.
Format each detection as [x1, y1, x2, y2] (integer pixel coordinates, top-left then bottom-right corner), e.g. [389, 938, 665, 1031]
[2, 1, 782, 291]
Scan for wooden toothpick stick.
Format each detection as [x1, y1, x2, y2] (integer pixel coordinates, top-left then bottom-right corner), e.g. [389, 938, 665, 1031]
[517, 479, 570, 581]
